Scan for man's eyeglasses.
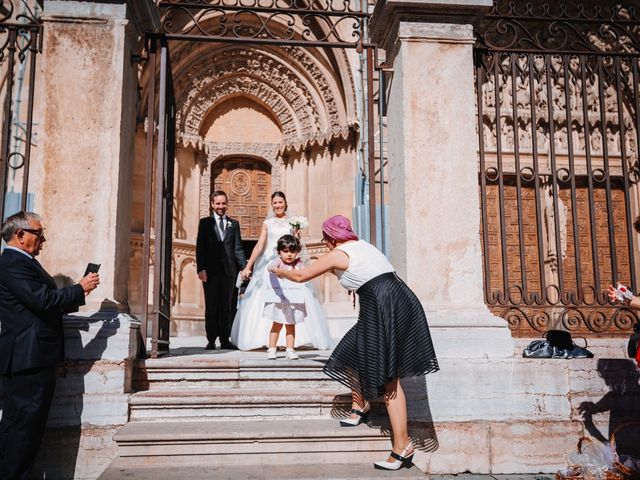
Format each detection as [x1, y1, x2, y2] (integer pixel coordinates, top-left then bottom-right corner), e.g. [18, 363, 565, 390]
[20, 228, 45, 239]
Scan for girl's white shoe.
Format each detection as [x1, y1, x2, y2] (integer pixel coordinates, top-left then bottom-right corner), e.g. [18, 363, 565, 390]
[267, 348, 277, 360]
[285, 348, 299, 360]
[373, 442, 414, 470]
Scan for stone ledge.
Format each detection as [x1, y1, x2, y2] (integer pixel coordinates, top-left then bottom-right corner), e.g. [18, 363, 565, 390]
[370, 0, 492, 51]
[64, 313, 139, 362]
[43, 1, 128, 22]
[127, 355, 632, 424]
[130, 387, 351, 403]
[110, 418, 586, 474]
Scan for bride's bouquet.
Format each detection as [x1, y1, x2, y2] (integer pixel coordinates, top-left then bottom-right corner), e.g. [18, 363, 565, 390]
[289, 216, 309, 231]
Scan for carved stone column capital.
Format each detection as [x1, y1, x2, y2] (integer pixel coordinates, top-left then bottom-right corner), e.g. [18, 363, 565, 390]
[370, 0, 492, 62]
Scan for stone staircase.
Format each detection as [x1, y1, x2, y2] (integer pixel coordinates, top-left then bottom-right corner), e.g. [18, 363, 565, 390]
[99, 350, 426, 478]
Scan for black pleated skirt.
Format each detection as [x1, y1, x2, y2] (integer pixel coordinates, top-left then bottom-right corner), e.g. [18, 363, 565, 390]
[323, 272, 439, 401]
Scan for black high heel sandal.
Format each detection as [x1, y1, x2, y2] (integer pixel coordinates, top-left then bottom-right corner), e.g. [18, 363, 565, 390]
[373, 443, 414, 470]
[339, 407, 369, 427]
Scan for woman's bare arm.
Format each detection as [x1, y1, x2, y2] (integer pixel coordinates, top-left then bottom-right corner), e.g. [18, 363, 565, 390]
[271, 249, 349, 282]
[607, 284, 640, 310]
[242, 223, 268, 276]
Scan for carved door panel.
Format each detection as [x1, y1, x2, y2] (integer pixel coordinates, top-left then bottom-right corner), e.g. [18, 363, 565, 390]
[212, 158, 271, 240]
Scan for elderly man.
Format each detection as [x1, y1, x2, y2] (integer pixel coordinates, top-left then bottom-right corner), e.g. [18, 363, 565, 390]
[0, 211, 100, 479]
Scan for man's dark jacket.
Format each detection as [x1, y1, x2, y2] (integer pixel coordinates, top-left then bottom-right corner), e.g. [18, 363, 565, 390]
[196, 216, 246, 277]
[0, 248, 85, 374]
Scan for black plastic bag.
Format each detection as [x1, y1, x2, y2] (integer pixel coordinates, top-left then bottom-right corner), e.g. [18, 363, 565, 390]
[523, 330, 594, 359]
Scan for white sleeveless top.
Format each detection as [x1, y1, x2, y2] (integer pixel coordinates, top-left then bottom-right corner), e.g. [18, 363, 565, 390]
[334, 240, 395, 290]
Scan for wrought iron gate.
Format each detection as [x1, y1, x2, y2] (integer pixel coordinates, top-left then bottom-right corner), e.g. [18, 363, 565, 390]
[140, 36, 176, 356]
[475, 1, 640, 336]
[0, 0, 41, 221]
[141, 0, 382, 356]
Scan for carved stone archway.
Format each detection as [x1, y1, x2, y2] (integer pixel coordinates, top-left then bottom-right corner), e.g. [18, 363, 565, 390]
[169, 44, 356, 155]
[135, 3, 368, 351]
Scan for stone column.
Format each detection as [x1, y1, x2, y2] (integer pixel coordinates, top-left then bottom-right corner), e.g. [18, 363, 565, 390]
[34, 1, 147, 310]
[370, 0, 514, 358]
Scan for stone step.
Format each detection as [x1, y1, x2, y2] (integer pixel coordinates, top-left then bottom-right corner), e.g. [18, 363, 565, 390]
[128, 387, 361, 421]
[112, 418, 426, 467]
[133, 356, 336, 391]
[98, 461, 426, 479]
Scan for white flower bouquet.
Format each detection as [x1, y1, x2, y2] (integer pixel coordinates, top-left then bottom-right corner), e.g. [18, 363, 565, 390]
[289, 216, 309, 231]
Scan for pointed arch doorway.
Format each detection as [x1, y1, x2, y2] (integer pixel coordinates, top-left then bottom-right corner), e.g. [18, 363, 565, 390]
[211, 156, 272, 256]
[140, 1, 383, 357]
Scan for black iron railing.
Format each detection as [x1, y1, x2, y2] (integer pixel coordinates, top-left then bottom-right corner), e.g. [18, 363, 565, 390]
[157, 0, 369, 48]
[475, 1, 640, 336]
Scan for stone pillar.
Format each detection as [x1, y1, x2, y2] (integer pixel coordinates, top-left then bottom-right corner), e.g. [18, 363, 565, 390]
[370, 0, 514, 358]
[33, 1, 143, 310]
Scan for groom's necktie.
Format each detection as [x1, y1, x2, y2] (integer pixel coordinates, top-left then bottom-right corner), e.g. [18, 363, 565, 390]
[218, 216, 226, 239]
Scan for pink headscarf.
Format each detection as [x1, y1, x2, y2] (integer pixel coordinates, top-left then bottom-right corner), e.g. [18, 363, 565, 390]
[322, 215, 359, 242]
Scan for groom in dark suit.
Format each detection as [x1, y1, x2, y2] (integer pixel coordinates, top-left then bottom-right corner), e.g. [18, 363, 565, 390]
[0, 211, 100, 479]
[196, 190, 247, 350]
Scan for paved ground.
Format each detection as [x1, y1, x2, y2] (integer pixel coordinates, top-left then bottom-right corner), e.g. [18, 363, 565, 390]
[435, 477, 553, 480]
[99, 462, 556, 480]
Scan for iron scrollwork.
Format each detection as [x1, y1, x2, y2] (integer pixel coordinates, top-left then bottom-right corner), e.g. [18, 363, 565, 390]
[159, 0, 363, 14]
[477, 1, 640, 54]
[0, 0, 42, 221]
[0, 0, 40, 24]
[0, 1, 41, 61]
[157, 0, 367, 47]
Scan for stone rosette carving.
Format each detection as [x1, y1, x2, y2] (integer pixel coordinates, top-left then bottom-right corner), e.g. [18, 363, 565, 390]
[198, 142, 282, 218]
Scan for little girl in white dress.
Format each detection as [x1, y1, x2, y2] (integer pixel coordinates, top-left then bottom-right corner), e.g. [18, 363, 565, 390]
[265, 234, 307, 360]
[230, 191, 333, 351]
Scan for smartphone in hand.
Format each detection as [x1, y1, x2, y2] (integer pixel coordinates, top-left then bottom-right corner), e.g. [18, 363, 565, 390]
[84, 263, 101, 276]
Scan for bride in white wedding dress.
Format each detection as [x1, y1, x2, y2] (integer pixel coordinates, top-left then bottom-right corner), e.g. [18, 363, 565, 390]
[230, 191, 334, 351]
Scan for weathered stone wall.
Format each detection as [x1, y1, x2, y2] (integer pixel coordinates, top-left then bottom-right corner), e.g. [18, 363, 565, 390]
[30, 315, 138, 479]
[32, 1, 139, 307]
[371, 0, 516, 360]
[409, 348, 640, 474]
[0, 315, 138, 479]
